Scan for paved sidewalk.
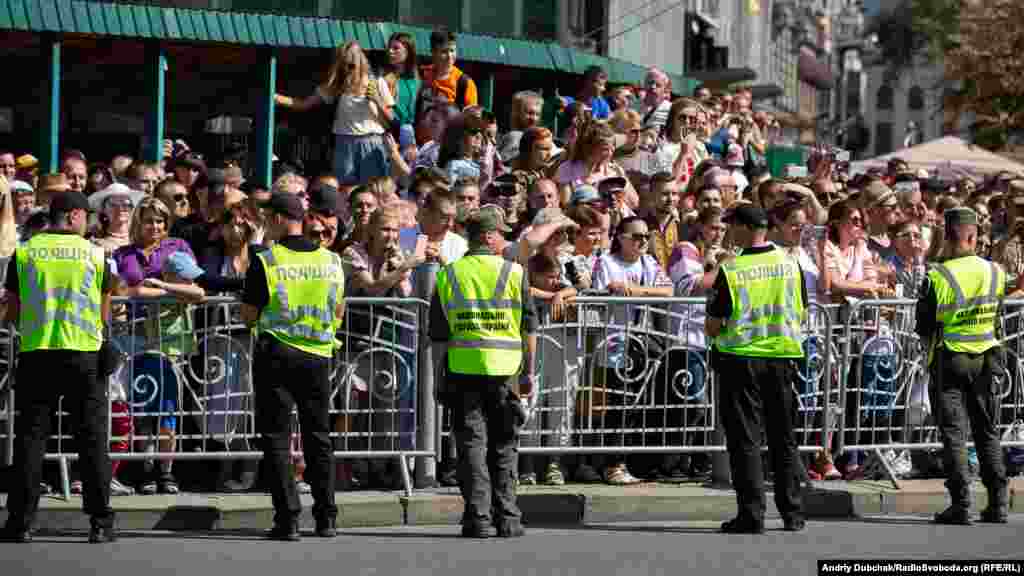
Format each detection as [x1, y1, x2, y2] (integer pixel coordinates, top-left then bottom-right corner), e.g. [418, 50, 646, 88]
[3, 478, 1022, 532]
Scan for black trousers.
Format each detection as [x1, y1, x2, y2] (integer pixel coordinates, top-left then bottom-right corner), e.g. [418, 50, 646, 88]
[5, 350, 113, 530]
[718, 354, 803, 523]
[254, 336, 337, 525]
[931, 348, 1007, 508]
[449, 372, 521, 531]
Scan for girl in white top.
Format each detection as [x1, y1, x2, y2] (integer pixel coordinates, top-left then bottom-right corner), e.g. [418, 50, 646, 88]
[275, 41, 395, 186]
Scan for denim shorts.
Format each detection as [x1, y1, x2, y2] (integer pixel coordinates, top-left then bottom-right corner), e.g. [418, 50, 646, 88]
[333, 133, 390, 186]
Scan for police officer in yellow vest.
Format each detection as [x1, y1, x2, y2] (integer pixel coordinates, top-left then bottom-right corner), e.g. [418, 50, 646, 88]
[430, 208, 538, 539]
[705, 205, 807, 534]
[1, 190, 116, 544]
[916, 207, 1008, 525]
[241, 192, 345, 541]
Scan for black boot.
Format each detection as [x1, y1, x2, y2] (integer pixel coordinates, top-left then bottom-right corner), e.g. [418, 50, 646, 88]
[933, 505, 971, 526]
[268, 517, 300, 541]
[315, 517, 337, 538]
[720, 516, 764, 534]
[88, 516, 118, 544]
[980, 483, 1009, 524]
[0, 520, 32, 544]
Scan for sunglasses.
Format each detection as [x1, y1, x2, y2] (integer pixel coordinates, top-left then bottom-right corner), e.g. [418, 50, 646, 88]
[109, 201, 133, 210]
[624, 232, 649, 243]
[494, 185, 518, 198]
[172, 193, 188, 204]
[309, 228, 331, 239]
[897, 232, 922, 240]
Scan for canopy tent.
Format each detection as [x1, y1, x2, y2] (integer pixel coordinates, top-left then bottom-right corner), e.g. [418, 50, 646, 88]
[852, 136, 1024, 180]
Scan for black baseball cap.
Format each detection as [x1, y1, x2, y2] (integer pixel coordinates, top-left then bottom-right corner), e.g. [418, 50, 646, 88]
[48, 191, 91, 217]
[263, 192, 305, 221]
[308, 182, 341, 218]
[724, 204, 769, 229]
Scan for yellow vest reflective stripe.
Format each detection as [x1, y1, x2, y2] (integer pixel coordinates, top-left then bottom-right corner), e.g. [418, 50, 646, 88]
[715, 247, 804, 358]
[16, 234, 104, 352]
[929, 256, 1003, 354]
[257, 245, 344, 358]
[436, 254, 524, 375]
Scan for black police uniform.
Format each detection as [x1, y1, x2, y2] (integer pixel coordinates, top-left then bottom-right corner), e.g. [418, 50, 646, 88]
[243, 236, 338, 539]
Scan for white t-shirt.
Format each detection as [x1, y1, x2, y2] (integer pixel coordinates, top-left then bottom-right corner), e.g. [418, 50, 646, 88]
[318, 77, 394, 136]
[591, 253, 672, 367]
[398, 227, 469, 291]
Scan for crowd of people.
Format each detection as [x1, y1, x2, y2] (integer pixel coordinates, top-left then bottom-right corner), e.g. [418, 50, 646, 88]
[1, 25, 1022, 498]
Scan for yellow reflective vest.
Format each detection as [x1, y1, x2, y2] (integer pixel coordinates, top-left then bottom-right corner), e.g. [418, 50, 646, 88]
[929, 255, 1004, 356]
[435, 254, 524, 376]
[257, 244, 345, 358]
[715, 246, 805, 358]
[16, 233, 105, 353]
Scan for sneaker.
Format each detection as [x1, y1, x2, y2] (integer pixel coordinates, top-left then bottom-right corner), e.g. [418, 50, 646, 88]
[39, 482, 51, 495]
[139, 480, 157, 495]
[518, 473, 537, 486]
[544, 463, 565, 486]
[814, 453, 842, 480]
[70, 480, 83, 495]
[296, 481, 312, 495]
[88, 519, 118, 544]
[605, 464, 642, 485]
[268, 520, 301, 541]
[110, 478, 134, 497]
[933, 505, 971, 526]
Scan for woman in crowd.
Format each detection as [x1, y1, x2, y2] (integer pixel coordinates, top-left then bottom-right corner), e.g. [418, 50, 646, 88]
[823, 200, 887, 300]
[112, 197, 199, 495]
[366, 175, 417, 228]
[437, 112, 486, 185]
[510, 126, 557, 181]
[556, 121, 639, 209]
[334, 185, 379, 254]
[382, 32, 421, 136]
[276, 41, 395, 185]
[89, 188, 135, 255]
[590, 215, 673, 485]
[656, 98, 703, 184]
[341, 204, 424, 488]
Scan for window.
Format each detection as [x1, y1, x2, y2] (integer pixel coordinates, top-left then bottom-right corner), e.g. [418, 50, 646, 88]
[875, 122, 893, 156]
[876, 85, 893, 110]
[908, 86, 925, 111]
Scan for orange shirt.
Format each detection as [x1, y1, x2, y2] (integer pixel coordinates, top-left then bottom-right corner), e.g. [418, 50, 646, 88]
[421, 65, 478, 109]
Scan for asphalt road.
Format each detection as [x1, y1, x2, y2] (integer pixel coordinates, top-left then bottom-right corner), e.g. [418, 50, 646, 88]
[2, 516, 1022, 576]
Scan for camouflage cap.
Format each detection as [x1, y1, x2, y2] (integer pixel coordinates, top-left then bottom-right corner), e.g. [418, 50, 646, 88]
[467, 203, 512, 236]
[944, 207, 978, 228]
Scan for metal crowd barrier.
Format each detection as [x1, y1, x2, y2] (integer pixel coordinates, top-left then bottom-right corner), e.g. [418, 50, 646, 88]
[4, 295, 1024, 499]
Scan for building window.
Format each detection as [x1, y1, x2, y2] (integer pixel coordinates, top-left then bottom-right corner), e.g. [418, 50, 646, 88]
[875, 122, 893, 156]
[876, 85, 894, 111]
[908, 86, 925, 111]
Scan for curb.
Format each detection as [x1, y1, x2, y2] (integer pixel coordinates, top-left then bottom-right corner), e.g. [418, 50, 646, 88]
[4, 481, 993, 533]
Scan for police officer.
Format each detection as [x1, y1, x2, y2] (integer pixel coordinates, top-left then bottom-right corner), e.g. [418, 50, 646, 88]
[241, 192, 345, 541]
[430, 209, 537, 538]
[705, 204, 807, 534]
[916, 207, 1008, 525]
[1, 190, 116, 543]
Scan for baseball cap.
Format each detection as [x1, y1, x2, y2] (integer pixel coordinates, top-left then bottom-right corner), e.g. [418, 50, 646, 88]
[263, 192, 305, 221]
[474, 204, 512, 232]
[532, 207, 579, 230]
[863, 180, 898, 209]
[570, 184, 601, 206]
[724, 204, 769, 229]
[944, 207, 978, 227]
[48, 191, 91, 217]
[163, 251, 205, 281]
[16, 154, 38, 171]
[308, 182, 341, 217]
[598, 176, 628, 195]
[9, 180, 33, 195]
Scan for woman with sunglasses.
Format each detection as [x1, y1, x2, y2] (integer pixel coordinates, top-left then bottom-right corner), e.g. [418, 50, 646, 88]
[437, 112, 486, 187]
[589, 215, 673, 485]
[823, 200, 888, 301]
[275, 41, 395, 186]
[90, 190, 135, 256]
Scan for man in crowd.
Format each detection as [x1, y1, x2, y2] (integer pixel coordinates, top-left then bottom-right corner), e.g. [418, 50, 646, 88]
[421, 28, 478, 110]
[640, 67, 672, 132]
[62, 151, 88, 194]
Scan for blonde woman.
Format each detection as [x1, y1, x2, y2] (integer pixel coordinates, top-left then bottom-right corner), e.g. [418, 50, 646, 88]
[276, 41, 396, 185]
[555, 121, 639, 209]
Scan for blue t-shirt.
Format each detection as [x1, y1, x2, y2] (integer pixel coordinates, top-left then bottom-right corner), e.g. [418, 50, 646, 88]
[562, 96, 611, 120]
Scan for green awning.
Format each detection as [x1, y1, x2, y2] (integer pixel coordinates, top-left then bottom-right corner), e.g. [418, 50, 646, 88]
[0, 0, 694, 86]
